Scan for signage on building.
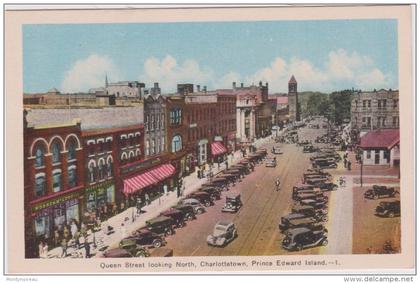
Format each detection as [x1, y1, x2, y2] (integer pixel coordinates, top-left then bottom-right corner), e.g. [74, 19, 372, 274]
[120, 157, 163, 175]
[32, 191, 81, 213]
[214, 136, 223, 141]
[85, 180, 114, 194]
[189, 123, 197, 128]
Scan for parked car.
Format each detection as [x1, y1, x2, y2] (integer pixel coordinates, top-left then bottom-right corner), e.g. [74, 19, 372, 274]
[186, 192, 214, 207]
[171, 204, 196, 221]
[292, 204, 328, 219]
[293, 192, 328, 203]
[293, 184, 318, 193]
[221, 193, 243, 213]
[279, 213, 326, 231]
[317, 182, 338, 191]
[101, 245, 149, 258]
[303, 145, 318, 153]
[375, 201, 401, 217]
[120, 229, 167, 249]
[304, 177, 330, 186]
[271, 146, 283, 154]
[282, 227, 328, 251]
[206, 220, 237, 247]
[265, 157, 277, 167]
[312, 159, 337, 169]
[145, 216, 175, 236]
[160, 209, 186, 228]
[364, 186, 400, 199]
[279, 217, 327, 233]
[299, 199, 328, 210]
[199, 187, 222, 201]
[179, 198, 206, 214]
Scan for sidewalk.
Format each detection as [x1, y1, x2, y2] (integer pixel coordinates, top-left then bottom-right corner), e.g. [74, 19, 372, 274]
[46, 136, 271, 258]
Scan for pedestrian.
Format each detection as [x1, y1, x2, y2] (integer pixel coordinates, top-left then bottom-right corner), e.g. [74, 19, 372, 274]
[38, 240, 45, 259]
[53, 229, 61, 247]
[136, 197, 142, 215]
[84, 242, 91, 258]
[70, 220, 79, 248]
[344, 158, 348, 168]
[145, 193, 150, 205]
[275, 178, 281, 191]
[60, 238, 68, 258]
[63, 225, 70, 241]
[121, 223, 127, 239]
[225, 160, 229, 170]
[347, 160, 352, 171]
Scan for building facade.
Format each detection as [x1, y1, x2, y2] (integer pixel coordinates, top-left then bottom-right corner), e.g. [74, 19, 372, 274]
[359, 129, 400, 166]
[350, 89, 399, 131]
[144, 92, 167, 158]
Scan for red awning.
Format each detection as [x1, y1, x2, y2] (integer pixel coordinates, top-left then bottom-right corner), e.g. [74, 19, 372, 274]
[123, 171, 158, 195]
[211, 142, 227, 156]
[150, 163, 176, 181]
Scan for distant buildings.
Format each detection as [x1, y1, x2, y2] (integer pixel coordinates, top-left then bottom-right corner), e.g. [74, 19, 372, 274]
[350, 89, 399, 131]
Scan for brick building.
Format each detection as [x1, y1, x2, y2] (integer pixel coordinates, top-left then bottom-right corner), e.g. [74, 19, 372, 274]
[288, 75, 300, 122]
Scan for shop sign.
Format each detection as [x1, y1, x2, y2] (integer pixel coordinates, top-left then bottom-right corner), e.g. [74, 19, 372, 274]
[214, 136, 223, 142]
[120, 157, 163, 175]
[189, 123, 197, 128]
[32, 191, 80, 213]
[85, 180, 114, 194]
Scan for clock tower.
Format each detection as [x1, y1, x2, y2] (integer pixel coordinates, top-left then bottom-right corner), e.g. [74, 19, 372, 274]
[288, 75, 300, 122]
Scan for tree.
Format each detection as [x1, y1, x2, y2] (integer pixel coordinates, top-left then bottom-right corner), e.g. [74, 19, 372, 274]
[330, 90, 353, 124]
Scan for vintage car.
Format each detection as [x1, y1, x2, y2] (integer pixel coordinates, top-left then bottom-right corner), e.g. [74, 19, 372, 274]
[312, 159, 337, 169]
[311, 153, 340, 162]
[160, 209, 186, 228]
[271, 146, 283, 154]
[279, 217, 327, 233]
[179, 198, 206, 214]
[279, 213, 314, 230]
[304, 177, 330, 186]
[293, 192, 328, 203]
[199, 186, 222, 201]
[297, 140, 311, 146]
[303, 171, 332, 179]
[171, 204, 196, 221]
[101, 245, 149, 258]
[299, 199, 328, 210]
[364, 185, 400, 200]
[145, 216, 175, 236]
[317, 182, 339, 191]
[206, 220, 237, 247]
[282, 227, 328, 251]
[265, 157, 277, 167]
[186, 192, 214, 207]
[303, 145, 318, 153]
[292, 204, 328, 219]
[120, 229, 167, 249]
[221, 193, 243, 213]
[375, 201, 401, 217]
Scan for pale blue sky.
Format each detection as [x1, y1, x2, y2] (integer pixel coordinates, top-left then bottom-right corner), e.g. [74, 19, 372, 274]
[23, 20, 398, 93]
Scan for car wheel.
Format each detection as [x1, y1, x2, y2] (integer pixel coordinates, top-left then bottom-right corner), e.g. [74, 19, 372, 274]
[388, 212, 395, 218]
[136, 251, 147, 257]
[187, 214, 194, 221]
[204, 201, 211, 207]
[322, 239, 328, 246]
[196, 208, 204, 215]
[296, 245, 303, 251]
[153, 240, 162, 248]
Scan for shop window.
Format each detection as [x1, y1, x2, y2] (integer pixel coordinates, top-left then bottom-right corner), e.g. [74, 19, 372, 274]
[35, 146, 45, 167]
[35, 175, 46, 197]
[34, 216, 50, 237]
[68, 167, 77, 188]
[171, 135, 182, 153]
[68, 141, 76, 160]
[51, 142, 61, 164]
[52, 171, 62, 192]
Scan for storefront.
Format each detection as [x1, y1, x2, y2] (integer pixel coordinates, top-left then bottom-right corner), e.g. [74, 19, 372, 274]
[31, 190, 82, 240]
[211, 141, 228, 164]
[85, 180, 115, 213]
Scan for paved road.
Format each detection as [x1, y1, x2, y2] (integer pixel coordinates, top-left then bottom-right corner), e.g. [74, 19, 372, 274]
[164, 125, 333, 256]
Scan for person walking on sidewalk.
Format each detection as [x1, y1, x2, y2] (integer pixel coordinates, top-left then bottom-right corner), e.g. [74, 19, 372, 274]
[347, 160, 352, 171]
[60, 238, 68, 258]
[84, 242, 91, 258]
[225, 160, 229, 170]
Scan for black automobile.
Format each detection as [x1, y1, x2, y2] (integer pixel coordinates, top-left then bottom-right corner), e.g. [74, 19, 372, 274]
[171, 204, 196, 221]
[160, 209, 186, 228]
[312, 159, 337, 169]
[299, 199, 328, 210]
[279, 213, 326, 231]
[317, 182, 338, 191]
[120, 229, 167, 249]
[221, 193, 243, 213]
[303, 145, 318, 153]
[292, 205, 328, 219]
[199, 187, 222, 201]
[375, 201, 401, 217]
[282, 227, 328, 251]
[279, 217, 327, 233]
[145, 216, 175, 236]
[293, 192, 328, 203]
[186, 191, 214, 207]
[364, 185, 400, 200]
[304, 177, 330, 186]
[101, 245, 149, 258]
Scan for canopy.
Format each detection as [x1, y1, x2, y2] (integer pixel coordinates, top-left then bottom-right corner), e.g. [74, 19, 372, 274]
[211, 142, 227, 156]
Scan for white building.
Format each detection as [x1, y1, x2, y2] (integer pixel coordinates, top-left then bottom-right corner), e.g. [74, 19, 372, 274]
[359, 129, 400, 166]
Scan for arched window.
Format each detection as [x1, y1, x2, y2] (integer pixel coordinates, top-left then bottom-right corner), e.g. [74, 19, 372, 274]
[171, 135, 182, 153]
[107, 159, 113, 177]
[51, 142, 61, 164]
[88, 163, 96, 183]
[68, 140, 76, 160]
[98, 159, 105, 180]
[35, 146, 45, 167]
[52, 171, 62, 193]
[68, 167, 77, 188]
[35, 175, 46, 197]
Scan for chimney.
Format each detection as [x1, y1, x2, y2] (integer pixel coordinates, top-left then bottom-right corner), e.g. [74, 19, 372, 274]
[259, 81, 262, 87]
[266, 82, 268, 87]
[241, 83, 244, 88]
[232, 82, 236, 89]
[203, 86, 207, 92]
[154, 82, 159, 88]
[197, 85, 201, 92]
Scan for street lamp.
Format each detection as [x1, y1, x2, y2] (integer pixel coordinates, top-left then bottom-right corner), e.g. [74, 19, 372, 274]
[359, 150, 363, 188]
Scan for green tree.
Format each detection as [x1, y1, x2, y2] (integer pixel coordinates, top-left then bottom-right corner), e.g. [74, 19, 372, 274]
[330, 90, 353, 124]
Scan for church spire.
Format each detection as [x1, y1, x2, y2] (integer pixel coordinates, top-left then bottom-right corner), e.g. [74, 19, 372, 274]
[105, 74, 109, 88]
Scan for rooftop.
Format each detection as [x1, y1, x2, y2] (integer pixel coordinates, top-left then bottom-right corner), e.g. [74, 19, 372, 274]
[360, 129, 399, 149]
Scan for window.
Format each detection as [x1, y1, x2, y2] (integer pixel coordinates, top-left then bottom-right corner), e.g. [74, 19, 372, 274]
[161, 114, 165, 129]
[35, 146, 45, 167]
[151, 114, 155, 130]
[35, 175, 46, 197]
[156, 114, 160, 130]
[393, 116, 399, 127]
[170, 108, 182, 125]
[161, 137, 165, 152]
[88, 163, 96, 183]
[98, 160, 105, 180]
[366, 151, 371, 159]
[89, 144, 95, 156]
[382, 117, 386, 127]
[151, 139, 156, 155]
[68, 141, 76, 160]
[145, 140, 150, 156]
[383, 99, 387, 108]
[99, 141, 104, 152]
[171, 135, 182, 153]
[51, 142, 61, 164]
[377, 100, 382, 108]
[362, 100, 366, 108]
[52, 171, 62, 193]
[145, 115, 149, 132]
[68, 167, 77, 188]
[107, 160, 113, 177]
[393, 99, 398, 108]
[156, 138, 161, 153]
[367, 100, 371, 108]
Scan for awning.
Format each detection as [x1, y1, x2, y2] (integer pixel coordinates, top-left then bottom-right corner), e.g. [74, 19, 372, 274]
[123, 171, 158, 195]
[150, 163, 176, 181]
[211, 142, 227, 156]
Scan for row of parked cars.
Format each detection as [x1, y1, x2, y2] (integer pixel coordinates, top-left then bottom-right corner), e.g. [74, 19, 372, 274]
[101, 149, 268, 257]
[364, 185, 401, 218]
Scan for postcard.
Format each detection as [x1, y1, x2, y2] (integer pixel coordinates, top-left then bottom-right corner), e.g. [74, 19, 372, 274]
[4, 4, 415, 275]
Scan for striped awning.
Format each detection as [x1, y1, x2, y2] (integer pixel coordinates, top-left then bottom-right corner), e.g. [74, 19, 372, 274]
[123, 171, 158, 195]
[150, 163, 176, 181]
[211, 142, 227, 156]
